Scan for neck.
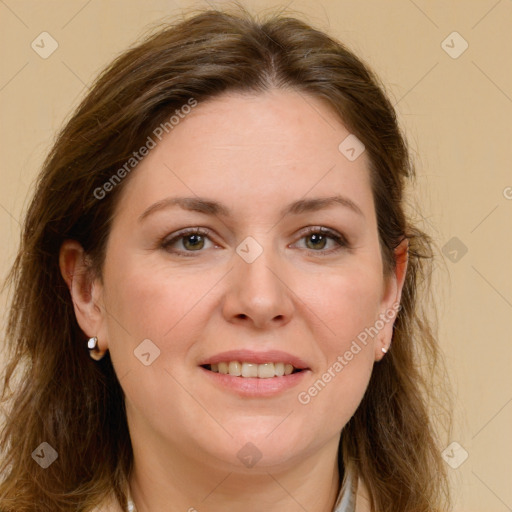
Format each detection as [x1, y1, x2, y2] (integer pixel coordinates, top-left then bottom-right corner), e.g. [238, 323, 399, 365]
[128, 436, 341, 512]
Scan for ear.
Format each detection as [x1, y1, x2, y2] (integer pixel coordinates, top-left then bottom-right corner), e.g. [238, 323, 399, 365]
[59, 239, 108, 356]
[374, 238, 408, 361]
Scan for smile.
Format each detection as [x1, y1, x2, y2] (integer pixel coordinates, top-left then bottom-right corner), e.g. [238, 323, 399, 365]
[202, 361, 303, 378]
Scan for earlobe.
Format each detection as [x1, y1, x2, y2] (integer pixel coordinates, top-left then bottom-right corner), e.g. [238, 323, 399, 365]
[59, 240, 107, 355]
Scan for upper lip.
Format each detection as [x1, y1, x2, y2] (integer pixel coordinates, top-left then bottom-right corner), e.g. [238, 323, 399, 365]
[199, 349, 310, 370]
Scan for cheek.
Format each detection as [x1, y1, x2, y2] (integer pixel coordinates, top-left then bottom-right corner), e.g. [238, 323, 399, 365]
[294, 265, 381, 422]
[101, 253, 210, 359]
[306, 262, 384, 343]
[297, 326, 375, 437]
[101, 258, 210, 418]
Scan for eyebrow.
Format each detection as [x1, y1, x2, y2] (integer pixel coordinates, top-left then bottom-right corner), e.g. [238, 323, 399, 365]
[138, 194, 364, 223]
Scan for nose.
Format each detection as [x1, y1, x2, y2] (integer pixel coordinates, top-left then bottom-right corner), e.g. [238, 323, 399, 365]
[221, 239, 294, 330]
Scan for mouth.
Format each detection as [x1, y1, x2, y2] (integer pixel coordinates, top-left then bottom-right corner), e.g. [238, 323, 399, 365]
[198, 349, 311, 397]
[201, 361, 305, 378]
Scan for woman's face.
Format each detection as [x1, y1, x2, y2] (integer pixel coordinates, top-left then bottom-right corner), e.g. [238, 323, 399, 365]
[90, 89, 405, 471]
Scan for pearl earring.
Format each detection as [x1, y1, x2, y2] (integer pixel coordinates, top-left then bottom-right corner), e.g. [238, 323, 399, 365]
[381, 346, 388, 354]
[87, 336, 105, 361]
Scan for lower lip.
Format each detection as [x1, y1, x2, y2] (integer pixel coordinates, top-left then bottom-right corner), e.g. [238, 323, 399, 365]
[199, 367, 309, 398]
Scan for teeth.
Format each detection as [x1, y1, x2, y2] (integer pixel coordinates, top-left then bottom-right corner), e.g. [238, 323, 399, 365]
[241, 363, 258, 378]
[228, 361, 241, 376]
[257, 363, 275, 379]
[275, 362, 285, 376]
[207, 361, 301, 378]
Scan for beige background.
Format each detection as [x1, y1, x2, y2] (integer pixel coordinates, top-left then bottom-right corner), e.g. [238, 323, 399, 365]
[1, 0, 511, 510]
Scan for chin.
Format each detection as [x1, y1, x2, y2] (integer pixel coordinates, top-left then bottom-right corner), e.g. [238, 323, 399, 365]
[207, 427, 309, 470]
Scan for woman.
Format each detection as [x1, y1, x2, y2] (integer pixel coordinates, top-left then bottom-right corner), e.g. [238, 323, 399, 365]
[0, 5, 451, 511]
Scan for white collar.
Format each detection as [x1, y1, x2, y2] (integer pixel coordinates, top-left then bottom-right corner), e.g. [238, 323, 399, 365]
[333, 466, 357, 512]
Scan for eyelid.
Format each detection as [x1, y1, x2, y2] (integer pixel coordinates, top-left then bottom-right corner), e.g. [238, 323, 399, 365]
[160, 227, 215, 252]
[294, 225, 349, 255]
[160, 225, 349, 256]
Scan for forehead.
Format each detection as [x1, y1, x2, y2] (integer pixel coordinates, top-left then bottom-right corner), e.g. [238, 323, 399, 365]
[115, 89, 374, 220]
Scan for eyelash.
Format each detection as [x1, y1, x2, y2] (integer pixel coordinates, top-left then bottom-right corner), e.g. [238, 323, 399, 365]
[160, 226, 349, 258]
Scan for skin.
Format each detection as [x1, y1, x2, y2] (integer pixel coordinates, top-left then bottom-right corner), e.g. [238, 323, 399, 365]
[60, 89, 407, 512]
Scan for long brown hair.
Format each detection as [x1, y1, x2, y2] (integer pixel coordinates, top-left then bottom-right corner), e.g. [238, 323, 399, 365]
[0, 4, 451, 511]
